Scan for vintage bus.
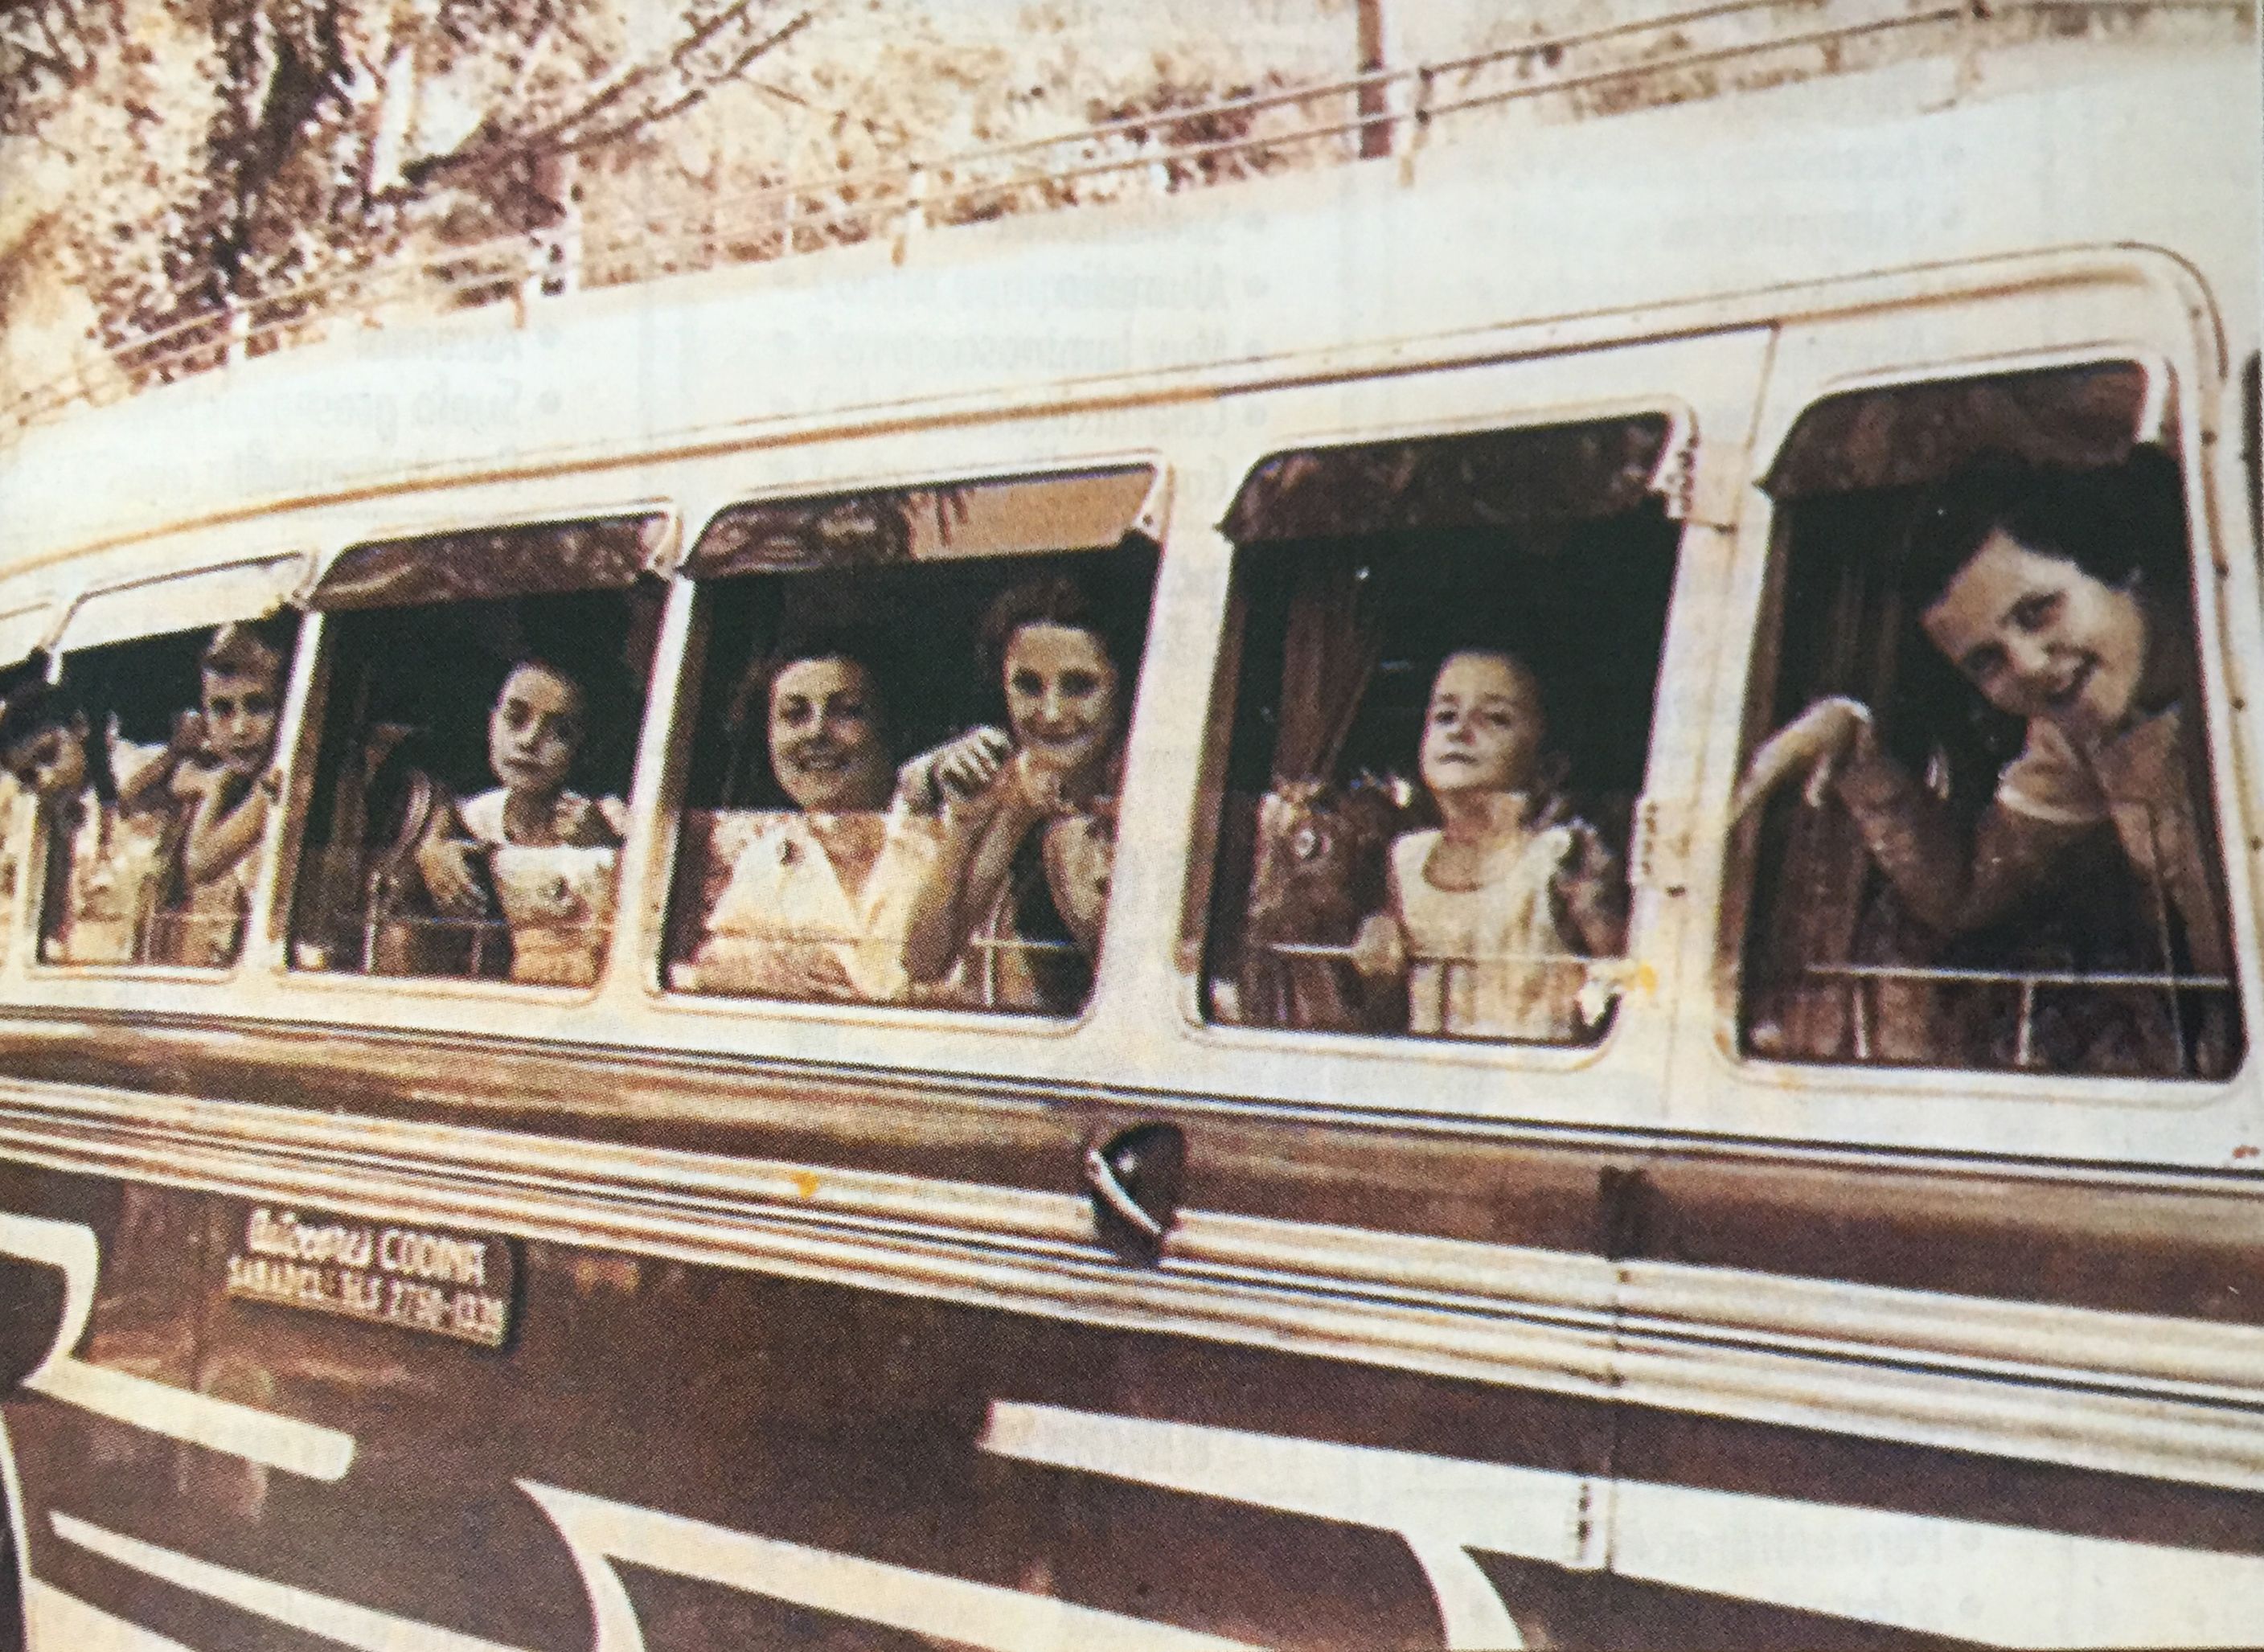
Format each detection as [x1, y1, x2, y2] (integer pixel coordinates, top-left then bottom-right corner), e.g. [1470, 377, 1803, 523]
[0, 2, 2256, 1646]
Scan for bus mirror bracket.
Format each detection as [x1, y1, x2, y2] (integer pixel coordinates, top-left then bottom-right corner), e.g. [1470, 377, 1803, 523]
[1082, 1123, 1185, 1266]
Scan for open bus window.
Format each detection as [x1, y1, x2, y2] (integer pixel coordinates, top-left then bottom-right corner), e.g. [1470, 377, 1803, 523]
[1734, 363, 2244, 1079]
[0, 613, 56, 967]
[12, 611, 299, 969]
[288, 516, 666, 988]
[1196, 416, 1680, 1046]
[663, 466, 1160, 1017]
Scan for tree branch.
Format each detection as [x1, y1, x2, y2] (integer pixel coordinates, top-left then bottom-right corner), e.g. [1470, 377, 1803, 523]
[523, 0, 769, 152]
[554, 14, 815, 155]
[406, 6, 812, 188]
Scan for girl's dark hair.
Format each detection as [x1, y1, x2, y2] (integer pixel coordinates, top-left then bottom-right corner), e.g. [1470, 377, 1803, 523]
[735, 626, 896, 740]
[0, 677, 115, 806]
[976, 572, 1142, 689]
[499, 653, 593, 716]
[1898, 457, 2183, 611]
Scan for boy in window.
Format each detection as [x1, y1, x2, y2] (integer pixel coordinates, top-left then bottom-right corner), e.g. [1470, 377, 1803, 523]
[0, 675, 175, 964]
[158, 618, 291, 965]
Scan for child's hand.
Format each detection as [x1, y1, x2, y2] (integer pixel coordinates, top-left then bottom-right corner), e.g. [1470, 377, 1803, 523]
[415, 835, 488, 920]
[166, 708, 208, 761]
[1347, 911, 1408, 981]
[1007, 748, 1070, 817]
[1732, 697, 1876, 821]
[1555, 824, 1629, 954]
[168, 757, 224, 803]
[897, 727, 1011, 812]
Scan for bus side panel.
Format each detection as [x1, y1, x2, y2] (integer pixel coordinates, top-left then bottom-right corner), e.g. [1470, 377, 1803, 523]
[1607, 1402, 2264, 1651]
[0, 1170, 1629, 1651]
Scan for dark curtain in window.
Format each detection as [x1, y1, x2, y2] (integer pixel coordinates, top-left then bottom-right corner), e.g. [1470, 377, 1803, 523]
[1764, 363, 2151, 501]
[1269, 557, 1380, 785]
[311, 516, 666, 611]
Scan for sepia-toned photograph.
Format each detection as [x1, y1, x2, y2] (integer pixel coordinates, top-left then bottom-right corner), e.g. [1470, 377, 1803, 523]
[0, 0, 2257, 1645]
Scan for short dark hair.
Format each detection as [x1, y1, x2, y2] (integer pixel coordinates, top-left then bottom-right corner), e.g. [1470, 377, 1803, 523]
[0, 678, 76, 759]
[1898, 460, 2176, 612]
[728, 626, 894, 741]
[202, 613, 295, 680]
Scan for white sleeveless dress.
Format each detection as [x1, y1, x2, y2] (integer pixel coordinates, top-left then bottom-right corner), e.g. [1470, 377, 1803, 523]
[1388, 825, 1591, 1042]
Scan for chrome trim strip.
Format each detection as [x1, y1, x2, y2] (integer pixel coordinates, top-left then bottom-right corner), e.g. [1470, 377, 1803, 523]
[4, 1078, 2264, 1496]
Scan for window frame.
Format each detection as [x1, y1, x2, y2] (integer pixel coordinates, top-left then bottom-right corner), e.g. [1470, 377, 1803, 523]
[22, 555, 311, 982]
[640, 453, 1173, 1038]
[1173, 395, 1704, 1074]
[1710, 344, 2260, 1104]
[268, 499, 680, 1006]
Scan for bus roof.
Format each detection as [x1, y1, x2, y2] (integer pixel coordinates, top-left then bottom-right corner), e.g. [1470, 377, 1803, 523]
[0, 19, 2251, 587]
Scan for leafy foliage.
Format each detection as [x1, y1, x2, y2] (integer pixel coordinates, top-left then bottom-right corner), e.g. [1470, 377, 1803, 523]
[1, 0, 1362, 400]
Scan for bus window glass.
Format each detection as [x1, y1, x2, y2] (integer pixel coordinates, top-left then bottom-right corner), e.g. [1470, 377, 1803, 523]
[289, 516, 666, 988]
[1734, 363, 2244, 1079]
[1198, 416, 1678, 1045]
[0, 627, 54, 966]
[666, 467, 1159, 1018]
[10, 614, 300, 968]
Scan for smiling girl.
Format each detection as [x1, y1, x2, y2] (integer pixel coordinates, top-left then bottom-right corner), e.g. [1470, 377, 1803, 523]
[1736, 461, 2232, 1072]
[902, 574, 1135, 1012]
[688, 639, 941, 1003]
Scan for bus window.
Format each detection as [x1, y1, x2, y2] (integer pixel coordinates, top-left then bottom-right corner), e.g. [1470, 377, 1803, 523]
[0, 613, 55, 966]
[664, 466, 1160, 1017]
[12, 613, 298, 969]
[287, 515, 667, 988]
[1197, 416, 1680, 1045]
[1734, 363, 2244, 1079]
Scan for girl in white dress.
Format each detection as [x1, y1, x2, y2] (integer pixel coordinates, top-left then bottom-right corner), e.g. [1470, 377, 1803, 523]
[420, 658, 626, 985]
[1351, 650, 1627, 1041]
[689, 648, 940, 1003]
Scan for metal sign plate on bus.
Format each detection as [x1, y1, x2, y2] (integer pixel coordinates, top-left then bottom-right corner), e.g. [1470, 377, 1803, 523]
[222, 1204, 516, 1349]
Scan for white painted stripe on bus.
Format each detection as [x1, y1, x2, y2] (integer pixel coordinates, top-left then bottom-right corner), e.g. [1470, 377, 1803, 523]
[982, 1401, 1572, 1649]
[50, 1514, 524, 1652]
[29, 1359, 354, 1482]
[1611, 1477, 2264, 1650]
[0, 1212, 98, 1385]
[984, 1401, 2264, 1650]
[24, 1579, 196, 1652]
[519, 1479, 1273, 1652]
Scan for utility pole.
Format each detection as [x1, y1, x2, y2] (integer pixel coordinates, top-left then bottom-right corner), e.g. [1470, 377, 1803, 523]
[1356, 0, 1397, 158]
